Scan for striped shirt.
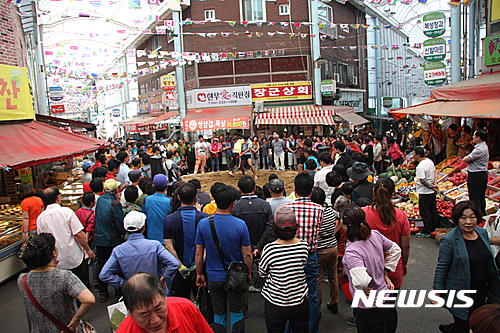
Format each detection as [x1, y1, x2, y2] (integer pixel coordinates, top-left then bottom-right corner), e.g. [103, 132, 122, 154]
[317, 207, 339, 250]
[285, 198, 324, 253]
[259, 241, 309, 307]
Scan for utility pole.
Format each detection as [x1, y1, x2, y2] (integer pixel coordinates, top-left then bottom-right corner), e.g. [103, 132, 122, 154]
[310, 0, 322, 106]
[450, 4, 462, 83]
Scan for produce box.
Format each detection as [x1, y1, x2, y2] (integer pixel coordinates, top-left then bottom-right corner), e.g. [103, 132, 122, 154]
[448, 158, 468, 170]
[489, 177, 500, 187]
[447, 172, 468, 187]
[436, 156, 457, 171]
[435, 228, 454, 244]
[395, 201, 421, 219]
[486, 185, 500, 200]
[444, 187, 468, 203]
[488, 174, 500, 185]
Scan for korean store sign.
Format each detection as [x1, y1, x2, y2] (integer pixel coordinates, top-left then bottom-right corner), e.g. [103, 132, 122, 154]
[0, 65, 34, 120]
[251, 81, 312, 101]
[182, 116, 250, 132]
[423, 38, 446, 62]
[186, 86, 252, 109]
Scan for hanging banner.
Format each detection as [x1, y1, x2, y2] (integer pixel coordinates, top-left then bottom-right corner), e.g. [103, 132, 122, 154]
[484, 34, 500, 66]
[422, 12, 446, 37]
[321, 80, 335, 96]
[186, 86, 252, 108]
[0, 65, 34, 121]
[382, 97, 393, 108]
[161, 74, 176, 90]
[251, 81, 312, 101]
[424, 62, 447, 86]
[423, 38, 446, 62]
[182, 116, 250, 132]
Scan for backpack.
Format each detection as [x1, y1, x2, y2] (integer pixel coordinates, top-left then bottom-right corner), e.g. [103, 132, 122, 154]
[163, 159, 181, 183]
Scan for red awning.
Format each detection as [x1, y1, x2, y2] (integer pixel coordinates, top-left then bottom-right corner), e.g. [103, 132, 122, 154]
[120, 116, 157, 133]
[255, 105, 356, 126]
[137, 112, 180, 132]
[0, 121, 105, 169]
[390, 99, 500, 119]
[430, 72, 500, 101]
[182, 106, 251, 131]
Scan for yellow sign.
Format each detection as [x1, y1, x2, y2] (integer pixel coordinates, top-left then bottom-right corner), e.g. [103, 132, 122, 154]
[18, 167, 33, 184]
[251, 81, 312, 101]
[0, 64, 34, 121]
[492, 0, 500, 22]
[161, 75, 176, 90]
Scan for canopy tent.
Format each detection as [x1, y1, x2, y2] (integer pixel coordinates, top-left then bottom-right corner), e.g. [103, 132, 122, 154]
[255, 105, 335, 126]
[36, 114, 96, 132]
[390, 72, 500, 119]
[334, 109, 370, 126]
[119, 116, 156, 133]
[0, 121, 105, 169]
[182, 106, 252, 132]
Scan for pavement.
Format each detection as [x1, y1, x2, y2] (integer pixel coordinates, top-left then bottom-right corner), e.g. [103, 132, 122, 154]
[0, 236, 451, 333]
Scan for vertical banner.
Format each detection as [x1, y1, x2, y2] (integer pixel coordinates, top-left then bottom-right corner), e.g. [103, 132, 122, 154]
[0, 64, 35, 120]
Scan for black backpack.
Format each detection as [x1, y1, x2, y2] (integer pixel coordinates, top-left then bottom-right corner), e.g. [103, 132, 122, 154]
[163, 160, 180, 183]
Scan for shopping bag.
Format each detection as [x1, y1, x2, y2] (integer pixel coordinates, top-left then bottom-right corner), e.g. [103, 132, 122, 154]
[195, 286, 214, 325]
[107, 301, 127, 332]
[341, 283, 353, 301]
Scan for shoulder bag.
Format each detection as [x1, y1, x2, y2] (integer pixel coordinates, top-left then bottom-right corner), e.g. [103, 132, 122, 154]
[22, 274, 97, 333]
[208, 216, 248, 293]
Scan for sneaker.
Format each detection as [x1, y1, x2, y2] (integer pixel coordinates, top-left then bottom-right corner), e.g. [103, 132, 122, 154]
[326, 303, 338, 314]
[345, 316, 356, 326]
[248, 286, 261, 293]
[100, 293, 109, 303]
[93, 286, 99, 293]
[416, 232, 430, 238]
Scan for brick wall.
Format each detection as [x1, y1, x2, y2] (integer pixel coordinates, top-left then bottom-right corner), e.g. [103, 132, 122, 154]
[0, 0, 28, 67]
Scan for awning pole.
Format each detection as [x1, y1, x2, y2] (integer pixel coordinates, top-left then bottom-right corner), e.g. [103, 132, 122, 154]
[468, 1, 476, 79]
[173, 10, 186, 135]
[309, 0, 322, 106]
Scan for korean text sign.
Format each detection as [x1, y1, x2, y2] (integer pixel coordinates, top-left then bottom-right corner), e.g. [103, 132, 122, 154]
[182, 117, 250, 132]
[0, 65, 34, 120]
[251, 81, 312, 101]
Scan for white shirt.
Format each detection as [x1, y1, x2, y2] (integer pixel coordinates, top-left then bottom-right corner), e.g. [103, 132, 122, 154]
[485, 215, 500, 258]
[194, 141, 209, 156]
[314, 165, 334, 206]
[373, 143, 382, 162]
[37, 204, 84, 270]
[416, 158, 436, 195]
[120, 185, 143, 204]
[117, 163, 131, 187]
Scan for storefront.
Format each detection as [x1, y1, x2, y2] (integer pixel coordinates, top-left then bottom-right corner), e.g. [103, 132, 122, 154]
[182, 106, 252, 138]
[136, 111, 180, 140]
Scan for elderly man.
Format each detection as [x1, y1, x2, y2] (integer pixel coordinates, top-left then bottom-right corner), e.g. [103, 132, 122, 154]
[116, 273, 212, 333]
[100, 211, 179, 293]
[37, 187, 95, 287]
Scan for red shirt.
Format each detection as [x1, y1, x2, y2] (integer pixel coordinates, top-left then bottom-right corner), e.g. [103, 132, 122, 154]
[362, 206, 410, 289]
[105, 172, 120, 194]
[75, 207, 95, 242]
[116, 297, 213, 333]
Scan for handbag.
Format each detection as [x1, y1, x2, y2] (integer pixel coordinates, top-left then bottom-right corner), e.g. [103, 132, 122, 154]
[208, 216, 248, 293]
[194, 286, 214, 324]
[22, 274, 97, 333]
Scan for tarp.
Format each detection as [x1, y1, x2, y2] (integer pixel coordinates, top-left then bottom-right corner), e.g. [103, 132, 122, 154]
[0, 121, 105, 169]
[36, 114, 96, 131]
[137, 112, 180, 132]
[391, 72, 500, 119]
[182, 106, 252, 132]
[120, 116, 156, 133]
[335, 109, 370, 126]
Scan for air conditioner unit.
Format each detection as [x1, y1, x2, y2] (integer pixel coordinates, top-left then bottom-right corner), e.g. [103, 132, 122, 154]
[349, 76, 358, 85]
[333, 73, 340, 82]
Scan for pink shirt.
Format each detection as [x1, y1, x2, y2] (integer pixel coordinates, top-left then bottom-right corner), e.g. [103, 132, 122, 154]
[37, 204, 84, 270]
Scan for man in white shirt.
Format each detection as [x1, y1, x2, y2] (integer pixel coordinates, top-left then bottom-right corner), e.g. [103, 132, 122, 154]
[194, 135, 209, 174]
[37, 187, 95, 286]
[116, 151, 131, 190]
[314, 152, 334, 206]
[373, 134, 383, 175]
[414, 147, 438, 237]
[268, 178, 293, 215]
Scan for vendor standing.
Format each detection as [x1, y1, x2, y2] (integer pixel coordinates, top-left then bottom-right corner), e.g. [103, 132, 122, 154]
[463, 129, 489, 215]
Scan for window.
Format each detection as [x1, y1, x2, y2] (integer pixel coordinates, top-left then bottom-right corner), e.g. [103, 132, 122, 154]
[279, 4, 289, 15]
[151, 35, 162, 51]
[241, 0, 265, 21]
[204, 9, 215, 21]
[338, 63, 348, 83]
[318, 4, 332, 22]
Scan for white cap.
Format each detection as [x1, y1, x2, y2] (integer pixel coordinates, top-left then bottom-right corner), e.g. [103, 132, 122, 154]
[123, 211, 146, 232]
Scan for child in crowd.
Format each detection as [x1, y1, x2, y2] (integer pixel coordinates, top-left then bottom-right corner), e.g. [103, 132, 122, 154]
[305, 159, 318, 177]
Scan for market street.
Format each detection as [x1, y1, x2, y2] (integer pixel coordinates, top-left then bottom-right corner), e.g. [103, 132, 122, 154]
[0, 236, 451, 333]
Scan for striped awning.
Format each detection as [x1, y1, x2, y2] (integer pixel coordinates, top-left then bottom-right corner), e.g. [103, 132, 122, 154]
[255, 105, 335, 126]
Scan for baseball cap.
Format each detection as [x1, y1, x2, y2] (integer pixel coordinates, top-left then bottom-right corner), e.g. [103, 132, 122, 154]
[128, 170, 142, 181]
[274, 205, 297, 229]
[123, 211, 146, 232]
[269, 178, 285, 193]
[153, 174, 168, 187]
[82, 161, 94, 170]
[103, 179, 121, 191]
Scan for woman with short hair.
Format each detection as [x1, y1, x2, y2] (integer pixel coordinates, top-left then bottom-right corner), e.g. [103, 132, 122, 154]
[17, 233, 95, 333]
[20, 183, 44, 240]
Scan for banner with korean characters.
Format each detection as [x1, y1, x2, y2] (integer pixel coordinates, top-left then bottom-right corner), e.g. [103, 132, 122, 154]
[424, 62, 447, 86]
[182, 116, 250, 132]
[423, 38, 446, 62]
[0, 64, 34, 120]
[484, 34, 500, 67]
[186, 86, 252, 109]
[161, 75, 176, 91]
[251, 81, 312, 101]
[423, 12, 446, 38]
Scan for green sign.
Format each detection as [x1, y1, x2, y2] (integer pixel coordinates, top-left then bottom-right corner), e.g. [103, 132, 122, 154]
[423, 12, 446, 37]
[382, 97, 393, 108]
[424, 62, 447, 86]
[484, 34, 500, 66]
[321, 79, 335, 96]
[423, 38, 446, 62]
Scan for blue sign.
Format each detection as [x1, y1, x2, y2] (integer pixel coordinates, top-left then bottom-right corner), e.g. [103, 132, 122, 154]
[49, 86, 64, 101]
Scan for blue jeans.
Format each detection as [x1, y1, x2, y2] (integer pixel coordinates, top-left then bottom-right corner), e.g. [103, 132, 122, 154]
[211, 156, 220, 171]
[306, 252, 320, 333]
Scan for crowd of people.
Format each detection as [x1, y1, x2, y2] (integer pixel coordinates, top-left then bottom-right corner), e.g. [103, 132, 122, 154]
[14, 120, 500, 333]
